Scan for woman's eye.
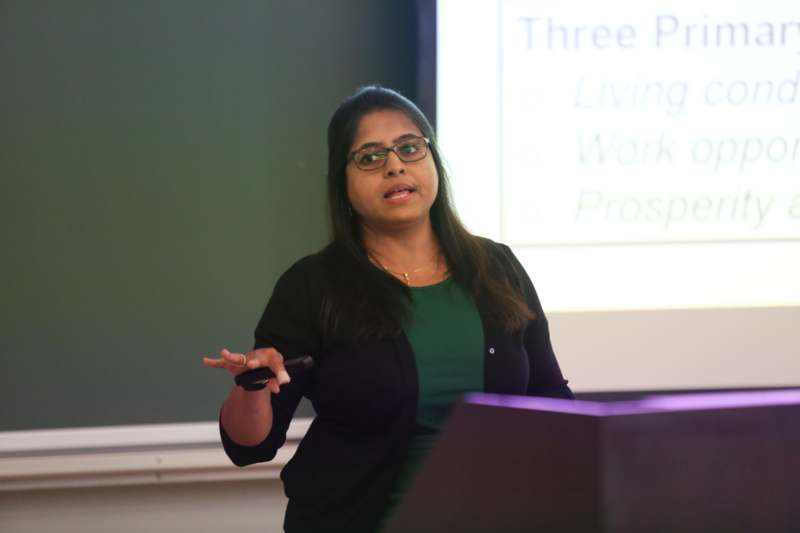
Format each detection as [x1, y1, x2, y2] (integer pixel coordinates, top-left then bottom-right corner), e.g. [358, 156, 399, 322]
[397, 142, 419, 154]
[358, 151, 384, 164]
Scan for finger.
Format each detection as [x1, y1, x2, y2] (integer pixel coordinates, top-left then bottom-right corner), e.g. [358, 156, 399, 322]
[268, 380, 281, 394]
[220, 349, 247, 367]
[269, 359, 291, 385]
[249, 347, 280, 365]
[252, 348, 289, 384]
[202, 356, 226, 368]
[244, 348, 283, 375]
[244, 351, 272, 369]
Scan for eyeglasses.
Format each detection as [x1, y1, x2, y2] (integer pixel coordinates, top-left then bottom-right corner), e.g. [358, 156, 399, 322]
[348, 136, 430, 171]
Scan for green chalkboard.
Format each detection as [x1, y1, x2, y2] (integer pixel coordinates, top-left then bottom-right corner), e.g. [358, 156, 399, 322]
[0, 0, 419, 431]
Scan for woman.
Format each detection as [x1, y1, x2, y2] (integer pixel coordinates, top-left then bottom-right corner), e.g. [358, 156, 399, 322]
[202, 85, 573, 532]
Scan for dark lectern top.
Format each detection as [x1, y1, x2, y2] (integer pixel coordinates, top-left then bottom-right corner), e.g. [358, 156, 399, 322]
[384, 389, 800, 533]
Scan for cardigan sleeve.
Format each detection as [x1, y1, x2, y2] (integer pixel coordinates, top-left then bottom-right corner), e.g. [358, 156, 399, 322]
[220, 255, 320, 466]
[499, 244, 574, 399]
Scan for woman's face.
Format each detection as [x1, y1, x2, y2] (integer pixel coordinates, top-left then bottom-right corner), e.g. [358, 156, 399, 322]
[345, 109, 439, 233]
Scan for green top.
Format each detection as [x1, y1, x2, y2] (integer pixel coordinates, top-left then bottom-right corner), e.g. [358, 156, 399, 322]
[381, 277, 484, 525]
[407, 277, 484, 431]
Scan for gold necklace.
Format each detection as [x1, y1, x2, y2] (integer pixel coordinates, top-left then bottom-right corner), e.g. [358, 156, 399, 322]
[382, 264, 426, 284]
[370, 252, 441, 285]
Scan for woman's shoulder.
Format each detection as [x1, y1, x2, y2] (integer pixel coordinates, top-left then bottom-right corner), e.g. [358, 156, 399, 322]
[273, 251, 322, 292]
[475, 236, 511, 255]
[282, 249, 325, 275]
[274, 242, 349, 289]
[473, 236, 519, 270]
[472, 236, 534, 296]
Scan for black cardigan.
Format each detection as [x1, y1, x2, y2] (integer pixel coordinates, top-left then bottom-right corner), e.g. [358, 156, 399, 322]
[220, 240, 573, 532]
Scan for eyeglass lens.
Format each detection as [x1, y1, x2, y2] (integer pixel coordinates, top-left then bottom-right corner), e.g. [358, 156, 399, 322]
[352, 138, 428, 170]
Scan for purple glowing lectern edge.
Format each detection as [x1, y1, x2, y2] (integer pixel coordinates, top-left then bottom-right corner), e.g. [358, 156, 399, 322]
[465, 389, 800, 417]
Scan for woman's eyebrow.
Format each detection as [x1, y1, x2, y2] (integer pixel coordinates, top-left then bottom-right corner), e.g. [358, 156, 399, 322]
[353, 133, 420, 151]
[393, 133, 419, 143]
[353, 141, 383, 151]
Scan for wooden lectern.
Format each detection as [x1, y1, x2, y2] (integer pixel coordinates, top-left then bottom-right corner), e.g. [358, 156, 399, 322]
[383, 390, 800, 533]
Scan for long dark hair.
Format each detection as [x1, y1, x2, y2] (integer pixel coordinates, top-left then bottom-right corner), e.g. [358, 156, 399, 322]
[321, 85, 533, 342]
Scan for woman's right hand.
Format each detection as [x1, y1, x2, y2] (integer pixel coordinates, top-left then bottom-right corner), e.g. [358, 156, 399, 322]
[202, 347, 290, 394]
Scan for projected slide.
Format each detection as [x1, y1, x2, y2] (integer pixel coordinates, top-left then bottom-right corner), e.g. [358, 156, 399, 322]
[438, 0, 800, 311]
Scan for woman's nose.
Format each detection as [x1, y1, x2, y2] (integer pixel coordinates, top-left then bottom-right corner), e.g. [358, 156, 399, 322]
[384, 150, 406, 177]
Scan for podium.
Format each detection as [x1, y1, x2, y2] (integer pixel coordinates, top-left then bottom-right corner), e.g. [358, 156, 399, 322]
[383, 390, 800, 533]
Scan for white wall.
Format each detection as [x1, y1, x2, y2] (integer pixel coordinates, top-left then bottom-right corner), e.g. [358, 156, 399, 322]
[0, 421, 310, 533]
[0, 479, 287, 533]
[549, 306, 800, 391]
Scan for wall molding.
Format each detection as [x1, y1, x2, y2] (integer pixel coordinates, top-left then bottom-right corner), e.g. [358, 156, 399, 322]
[0, 419, 312, 491]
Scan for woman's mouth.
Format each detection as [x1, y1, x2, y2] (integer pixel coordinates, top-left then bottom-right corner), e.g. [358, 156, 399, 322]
[383, 186, 417, 202]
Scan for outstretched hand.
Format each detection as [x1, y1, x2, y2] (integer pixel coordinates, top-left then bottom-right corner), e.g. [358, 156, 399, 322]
[202, 347, 290, 394]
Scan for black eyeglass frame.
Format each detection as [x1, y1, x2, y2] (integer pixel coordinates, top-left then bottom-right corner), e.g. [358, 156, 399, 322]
[348, 136, 431, 171]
